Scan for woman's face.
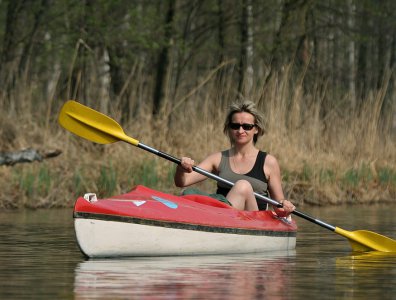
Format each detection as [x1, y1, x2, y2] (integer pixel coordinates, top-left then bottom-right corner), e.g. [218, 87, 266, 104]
[229, 112, 258, 145]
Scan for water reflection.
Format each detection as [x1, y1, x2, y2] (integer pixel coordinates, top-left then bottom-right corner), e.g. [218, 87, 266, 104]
[337, 251, 396, 270]
[0, 206, 394, 299]
[0, 209, 80, 299]
[333, 251, 396, 299]
[74, 251, 296, 299]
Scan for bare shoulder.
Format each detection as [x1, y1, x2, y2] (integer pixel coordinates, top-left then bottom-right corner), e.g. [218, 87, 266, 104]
[264, 153, 281, 178]
[200, 151, 222, 170]
[205, 151, 222, 164]
[265, 153, 280, 167]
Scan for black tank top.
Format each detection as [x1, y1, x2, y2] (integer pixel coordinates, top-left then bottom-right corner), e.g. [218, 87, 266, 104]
[216, 150, 269, 210]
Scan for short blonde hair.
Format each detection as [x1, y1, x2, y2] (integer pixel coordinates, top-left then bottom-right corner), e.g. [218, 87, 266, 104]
[223, 100, 265, 145]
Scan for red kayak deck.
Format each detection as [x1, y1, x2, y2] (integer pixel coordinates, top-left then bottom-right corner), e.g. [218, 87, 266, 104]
[74, 185, 297, 233]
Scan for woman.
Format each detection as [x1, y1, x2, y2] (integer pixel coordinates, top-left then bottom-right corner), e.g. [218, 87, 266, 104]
[174, 100, 295, 216]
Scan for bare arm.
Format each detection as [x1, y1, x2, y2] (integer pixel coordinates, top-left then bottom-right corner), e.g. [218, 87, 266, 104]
[174, 152, 221, 187]
[265, 154, 295, 216]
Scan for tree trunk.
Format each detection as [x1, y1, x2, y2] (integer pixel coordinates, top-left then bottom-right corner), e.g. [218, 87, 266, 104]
[347, 0, 356, 109]
[217, 0, 226, 66]
[238, 0, 254, 98]
[0, 0, 25, 109]
[97, 48, 111, 115]
[266, 0, 313, 83]
[152, 0, 176, 115]
[18, 0, 49, 79]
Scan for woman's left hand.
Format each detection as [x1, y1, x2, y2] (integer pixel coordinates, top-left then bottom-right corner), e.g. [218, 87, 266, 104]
[274, 199, 295, 218]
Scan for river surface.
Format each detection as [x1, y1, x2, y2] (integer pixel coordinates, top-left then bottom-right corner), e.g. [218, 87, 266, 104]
[0, 204, 395, 299]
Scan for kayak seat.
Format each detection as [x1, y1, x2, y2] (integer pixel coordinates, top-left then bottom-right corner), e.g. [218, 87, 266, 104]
[182, 194, 233, 209]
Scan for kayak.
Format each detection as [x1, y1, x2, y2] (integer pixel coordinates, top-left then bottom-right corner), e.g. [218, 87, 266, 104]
[73, 185, 297, 257]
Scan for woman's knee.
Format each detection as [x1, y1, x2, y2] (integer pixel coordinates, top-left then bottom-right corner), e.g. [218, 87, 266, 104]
[233, 180, 254, 195]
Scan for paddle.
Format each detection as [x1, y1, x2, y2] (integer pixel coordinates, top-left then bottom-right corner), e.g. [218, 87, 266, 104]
[58, 100, 396, 253]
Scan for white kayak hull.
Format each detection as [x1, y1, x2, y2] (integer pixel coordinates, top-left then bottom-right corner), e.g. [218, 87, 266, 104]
[75, 218, 296, 257]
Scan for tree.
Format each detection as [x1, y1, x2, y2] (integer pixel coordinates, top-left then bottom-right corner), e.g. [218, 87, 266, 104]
[152, 0, 176, 115]
[266, 0, 313, 83]
[238, 0, 254, 97]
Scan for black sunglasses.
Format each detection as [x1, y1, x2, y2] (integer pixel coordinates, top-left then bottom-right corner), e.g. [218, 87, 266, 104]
[229, 123, 256, 131]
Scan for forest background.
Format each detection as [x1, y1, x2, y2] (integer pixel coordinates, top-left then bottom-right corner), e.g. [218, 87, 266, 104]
[0, 0, 395, 209]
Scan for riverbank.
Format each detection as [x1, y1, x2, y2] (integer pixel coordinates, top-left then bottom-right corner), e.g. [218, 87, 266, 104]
[0, 104, 395, 209]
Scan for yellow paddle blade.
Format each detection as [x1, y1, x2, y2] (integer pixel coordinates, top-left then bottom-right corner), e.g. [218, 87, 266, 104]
[58, 100, 139, 146]
[335, 227, 396, 252]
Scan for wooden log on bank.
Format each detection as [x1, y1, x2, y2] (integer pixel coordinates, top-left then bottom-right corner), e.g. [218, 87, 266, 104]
[0, 148, 62, 166]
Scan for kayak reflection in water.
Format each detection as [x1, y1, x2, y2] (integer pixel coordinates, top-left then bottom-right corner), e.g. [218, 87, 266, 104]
[174, 100, 296, 215]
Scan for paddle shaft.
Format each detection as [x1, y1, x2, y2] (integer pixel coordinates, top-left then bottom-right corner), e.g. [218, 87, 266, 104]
[132, 140, 396, 252]
[138, 142, 337, 231]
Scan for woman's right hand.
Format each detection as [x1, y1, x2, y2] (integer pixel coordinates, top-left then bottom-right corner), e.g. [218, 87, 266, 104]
[179, 157, 195, 173]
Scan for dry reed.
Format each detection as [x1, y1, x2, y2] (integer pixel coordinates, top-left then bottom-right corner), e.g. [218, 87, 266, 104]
[0, 65, 394, 209]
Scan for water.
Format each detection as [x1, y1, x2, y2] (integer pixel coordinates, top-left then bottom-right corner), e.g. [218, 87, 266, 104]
[0, 205, 395, 299]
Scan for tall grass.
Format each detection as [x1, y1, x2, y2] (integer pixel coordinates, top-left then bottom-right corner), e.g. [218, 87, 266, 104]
[0, 65, 395, 209]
